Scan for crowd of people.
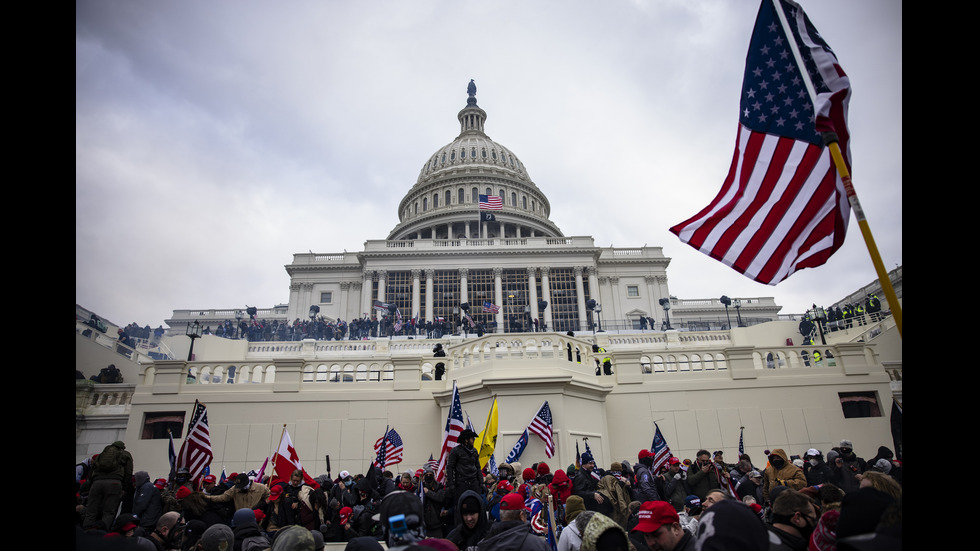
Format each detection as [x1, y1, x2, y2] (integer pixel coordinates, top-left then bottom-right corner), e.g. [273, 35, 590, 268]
[204, 315, 481, 343]
[76, 435, 901, 550]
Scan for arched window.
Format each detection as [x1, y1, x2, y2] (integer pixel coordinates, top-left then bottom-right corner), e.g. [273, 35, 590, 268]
[433, 194, 439, 208]
[423, 198, 428, 211]
[446, 190, 452, 206]
[522, 196, 528, 209]
[472, 187, 479, 202]
[511, 192, 517, 206]
[458, 188, 464, 204]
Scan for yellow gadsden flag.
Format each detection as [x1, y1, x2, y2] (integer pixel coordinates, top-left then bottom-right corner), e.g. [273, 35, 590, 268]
[475, 397, 498, 469]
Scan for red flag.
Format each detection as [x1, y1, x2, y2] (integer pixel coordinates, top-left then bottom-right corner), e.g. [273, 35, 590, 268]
[670, 0, 851, 285]
[270, 429, 319, 489]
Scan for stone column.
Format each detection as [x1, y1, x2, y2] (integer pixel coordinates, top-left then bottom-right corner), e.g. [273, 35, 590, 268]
[540, 267, 553, 330]
[460, 268, 469, 306]
[575, 266, 587, 332]
[289, 283, 301, 321]
[351, 282, 362, 319]
[412, 269, 421, 320]
[339, 282, 351, 321]
[609, 276, 621, 328]
[528, 267, 539, 325]
[361, 271, 374, 316]
[377, 270, 387, 304]
[493, 267, 504, 331]
[645, 275, 657, 322]
[425, 269, 435, 321]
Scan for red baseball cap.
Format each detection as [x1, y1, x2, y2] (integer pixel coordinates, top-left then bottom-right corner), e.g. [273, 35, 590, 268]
[500, 493, 529, 511]
[497, 480, 514, 492]
[668, 457, 680, 465]
[269, 485, 283, 500]
[203, 475, 217, 484]
[638, 449, 653, 460]
[632, 501, 679, 533]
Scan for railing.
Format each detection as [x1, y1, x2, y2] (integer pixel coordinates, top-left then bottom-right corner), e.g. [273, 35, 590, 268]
[75, 321, 164, 362]
[76, 381, 135, 415]
[142, 327, 888, 392]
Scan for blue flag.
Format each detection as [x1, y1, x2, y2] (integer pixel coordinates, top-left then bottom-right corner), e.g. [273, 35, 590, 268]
[505, 429, 530, 464]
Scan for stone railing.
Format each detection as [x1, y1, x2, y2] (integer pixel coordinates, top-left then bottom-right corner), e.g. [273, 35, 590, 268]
[138, 329, 887, 395]
[76, 381, 135, 416]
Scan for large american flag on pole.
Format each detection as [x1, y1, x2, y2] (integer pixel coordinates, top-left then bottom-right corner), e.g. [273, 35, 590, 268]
[651, 423, 673, 474]
[527, 401, 555, 458]
[670, 0, 851, 285]
[435, 381, 465, 483]
[479, 194, 503, 210]
[176, 401, 213, 487]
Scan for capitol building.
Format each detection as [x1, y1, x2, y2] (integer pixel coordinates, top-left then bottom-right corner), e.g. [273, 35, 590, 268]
[75, 83, 902, 478]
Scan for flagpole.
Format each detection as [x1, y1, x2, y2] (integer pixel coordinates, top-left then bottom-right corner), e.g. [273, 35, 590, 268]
[271, 424, 286, 483]
[771, 0, 902, 338]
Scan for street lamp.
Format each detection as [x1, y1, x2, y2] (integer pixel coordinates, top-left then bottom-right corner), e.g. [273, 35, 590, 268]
[810, 304, 827, 345]
[733, 299, 743, 327]
[235, 309, 244, 339]
[720, 296, 732, 329]
[659, 298, 672, 330]
[186, 320, 202, 361]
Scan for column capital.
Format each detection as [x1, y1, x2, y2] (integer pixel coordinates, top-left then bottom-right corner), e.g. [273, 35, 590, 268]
[493, 267, 504, 278]
[459, 267, 469, 278]
[412, 268, 422, 279]
[540, 266, 550, 277]
[574, 266, 584, 277]
[527, 267, 537, 278]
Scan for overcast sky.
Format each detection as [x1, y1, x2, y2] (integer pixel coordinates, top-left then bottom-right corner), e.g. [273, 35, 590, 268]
[76, 0, 901, 329]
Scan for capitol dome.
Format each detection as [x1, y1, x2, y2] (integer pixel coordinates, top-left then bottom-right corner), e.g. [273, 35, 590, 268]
[389, 81, 563, 240]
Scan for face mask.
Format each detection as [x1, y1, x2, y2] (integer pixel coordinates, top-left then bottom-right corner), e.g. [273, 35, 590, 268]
[771, 458, 785, 469]
[809, 459, 819, 467]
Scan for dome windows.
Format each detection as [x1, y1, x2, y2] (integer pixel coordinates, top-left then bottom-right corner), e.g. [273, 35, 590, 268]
[451, 150, 456, 161]
[492, 150, 497, 160]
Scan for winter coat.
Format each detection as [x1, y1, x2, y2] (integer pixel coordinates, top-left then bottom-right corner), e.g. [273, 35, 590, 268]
[596, 476, 632, 530]
[447, 443, 483, 497]
[762, 449, 807, 502]
[632, 463, 661, 503]
[548, 470, 573, 506]
[132, 472, 163, 530]
[478, 519, 552, 551]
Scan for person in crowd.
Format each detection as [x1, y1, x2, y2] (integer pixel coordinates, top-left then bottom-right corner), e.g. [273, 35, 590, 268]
[447, 429, 483, 506]
[230, 507, 271, 551]
[132, 471, 163, 534]
[579, 511, 630, 551]
[83, 440, 135, 531]
[633, 450, 661, 503]
[446, 489, 491, 551]
[205, 473, 271, 511]
[478, 493, 552, 551]
[677, 496, 700, 535]
[802, 449, 832, 486]
[829, 439, 866, 494]
[557, 496, 587, 551]
[572, 452, 603, 512]
[685, 450, 722, 502]
[761, 448, 807, 504]
[767, 490, 818, 551]
[630, 500, 695, 551]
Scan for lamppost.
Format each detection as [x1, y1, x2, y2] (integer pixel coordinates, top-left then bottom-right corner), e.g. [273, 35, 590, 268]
[186, 320, 202, 361]
[720, 296, 732, 329]
[235, 309, 244, 339]
[733, 299, 743, 327]
[659, 298, 672, 330]
[810, 304, 827, 345]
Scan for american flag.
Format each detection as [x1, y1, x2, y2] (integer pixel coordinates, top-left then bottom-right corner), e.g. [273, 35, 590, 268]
[739, 427, 745, 455]
[176, 401, 213, 487]
[651, 423, 673, 474]
[528, 401, 555, 458]
[374, 428, 404, 468]
[670, 0, 851, 285]
[423, 454, 439, 472]
[435, 381, 465, 483]
[483, 302, 500, 314]
[479, 194, 503, 210]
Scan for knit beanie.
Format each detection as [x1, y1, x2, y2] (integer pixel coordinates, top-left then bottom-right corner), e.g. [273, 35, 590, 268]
[565, 495, 586, 523]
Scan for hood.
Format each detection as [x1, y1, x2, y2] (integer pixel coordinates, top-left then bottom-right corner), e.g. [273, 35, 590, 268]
[134, 471, 150, 487]
[453, 489, 489, 533]
[770, 449, 790, 462]
[580, 512, 627, 551]
[550, 469, 570, 487]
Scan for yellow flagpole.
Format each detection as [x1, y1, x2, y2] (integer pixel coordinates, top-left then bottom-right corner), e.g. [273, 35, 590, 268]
[825, 137, 902, 338]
